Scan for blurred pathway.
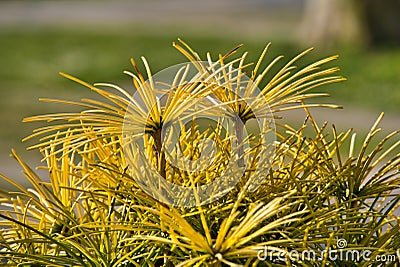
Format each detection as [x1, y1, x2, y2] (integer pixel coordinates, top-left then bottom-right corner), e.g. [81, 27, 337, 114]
[279, 106, 399, 134]
[0, 0, 303, 38]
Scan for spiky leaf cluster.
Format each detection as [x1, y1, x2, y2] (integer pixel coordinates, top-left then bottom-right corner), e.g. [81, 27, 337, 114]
[0, 40, 399, 266]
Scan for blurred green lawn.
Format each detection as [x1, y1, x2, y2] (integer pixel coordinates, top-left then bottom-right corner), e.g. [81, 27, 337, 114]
[0, 28, 399, 152]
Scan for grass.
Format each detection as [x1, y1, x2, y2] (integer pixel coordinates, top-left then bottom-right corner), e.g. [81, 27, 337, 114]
[328, 47, 400, 111]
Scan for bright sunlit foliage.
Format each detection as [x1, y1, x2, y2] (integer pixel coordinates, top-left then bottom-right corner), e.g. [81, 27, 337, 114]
[0, 40, 398, 266]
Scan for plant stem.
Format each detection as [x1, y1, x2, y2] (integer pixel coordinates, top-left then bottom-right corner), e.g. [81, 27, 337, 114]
[235, 118, 245, 168]
[152, 127, 167, 179]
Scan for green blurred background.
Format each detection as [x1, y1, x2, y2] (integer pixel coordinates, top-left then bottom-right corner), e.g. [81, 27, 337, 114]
[0, 0, 399, 182]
